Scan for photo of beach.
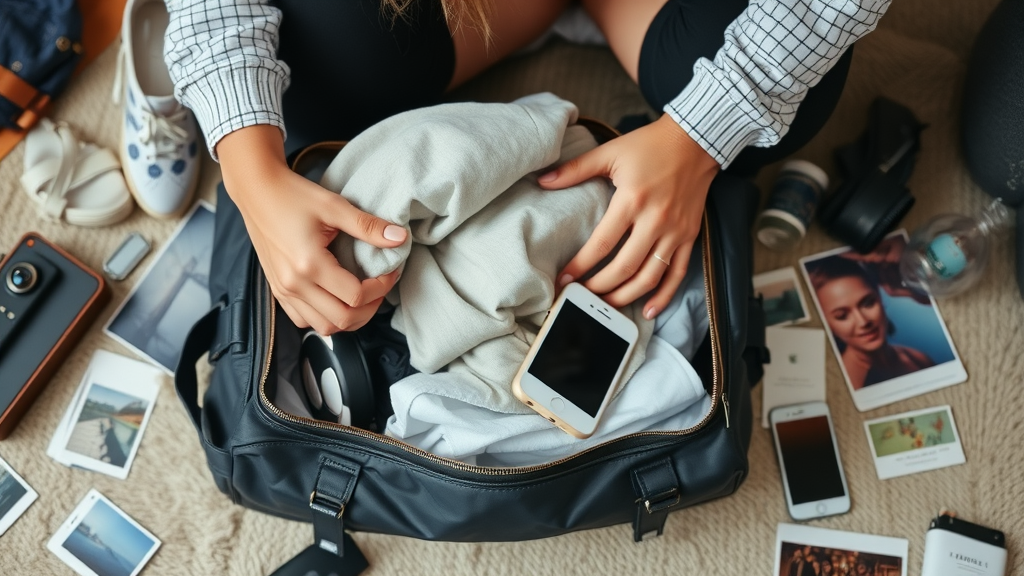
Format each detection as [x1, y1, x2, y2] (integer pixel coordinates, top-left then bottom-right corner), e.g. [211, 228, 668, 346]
[65, 384, 149, 468]
[60, 498, 157, 576]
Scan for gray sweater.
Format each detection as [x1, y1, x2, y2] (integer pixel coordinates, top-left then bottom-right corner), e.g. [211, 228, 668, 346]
[322, 93, 653, 414]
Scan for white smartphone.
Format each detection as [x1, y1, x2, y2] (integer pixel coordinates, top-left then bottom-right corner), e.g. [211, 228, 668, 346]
[769, 401, 851, 520]
[512, 282, 639, 439]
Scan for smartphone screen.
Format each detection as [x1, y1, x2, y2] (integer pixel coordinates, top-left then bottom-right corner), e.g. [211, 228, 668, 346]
[527, 300, 628, 417]
[774, 415, 846, 505]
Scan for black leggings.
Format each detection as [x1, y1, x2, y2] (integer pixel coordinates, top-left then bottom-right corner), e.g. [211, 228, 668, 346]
[273, 0, 455, 153]
[274, 0, 850, 170]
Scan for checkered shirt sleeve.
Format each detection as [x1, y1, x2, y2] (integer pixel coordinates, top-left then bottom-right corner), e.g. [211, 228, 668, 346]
[666, 0, 892, 168]
[163, 0, 890, 165]
[163, 0, 288, 160]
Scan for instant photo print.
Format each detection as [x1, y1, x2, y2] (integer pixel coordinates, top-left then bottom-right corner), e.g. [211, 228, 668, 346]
[863, 405, 966, 480]
[761, 327, 826, 428]
[47, 350, 161, 480]
[0, 455, 37, 536]
[799, 230, 967, 412]
[105, 202, 214, 375]
[774, 523, 909, 576]
[47, 489, 160, 576]
[754, 267, 812, 327]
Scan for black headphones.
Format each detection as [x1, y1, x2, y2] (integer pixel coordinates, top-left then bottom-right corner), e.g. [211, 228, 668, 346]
[818, 97, 925, 253]
[299, 330, 375, 430]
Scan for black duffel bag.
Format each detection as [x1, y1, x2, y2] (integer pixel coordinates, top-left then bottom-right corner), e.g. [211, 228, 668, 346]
[174, 122, 767, 567]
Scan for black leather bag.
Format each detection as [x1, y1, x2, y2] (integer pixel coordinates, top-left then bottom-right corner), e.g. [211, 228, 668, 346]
[174, 126, 766, 562]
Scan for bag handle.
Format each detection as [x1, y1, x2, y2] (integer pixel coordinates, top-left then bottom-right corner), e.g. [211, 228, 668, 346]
[174, 304, 223, 433]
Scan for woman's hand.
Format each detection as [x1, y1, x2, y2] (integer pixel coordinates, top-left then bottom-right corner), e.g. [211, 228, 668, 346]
[217, 125, 408, 334]
[538, 114, 720, 319]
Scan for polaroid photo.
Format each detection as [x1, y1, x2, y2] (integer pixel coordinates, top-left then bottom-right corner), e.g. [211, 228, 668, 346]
[47, 363, 96, 464]
[0, 455, 37, 536]
[105, 201, 215, 375]
[775, 523, 908, 576]
[47, 350, 162, 480]
[755, 267, 812, 327]
[47, 489, 160, 576]
[761, 326, 827, 428]
[799, 231, 967, 412]
[864, 405, 966, 480]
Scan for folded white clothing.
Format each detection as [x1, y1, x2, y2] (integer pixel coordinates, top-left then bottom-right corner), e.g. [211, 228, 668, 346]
[384, 243, 709, 467]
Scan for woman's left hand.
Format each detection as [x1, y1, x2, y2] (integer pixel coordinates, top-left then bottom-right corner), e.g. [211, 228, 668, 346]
[538, 113, 720, 319]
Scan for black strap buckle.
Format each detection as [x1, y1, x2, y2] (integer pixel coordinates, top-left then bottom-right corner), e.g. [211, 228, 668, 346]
[641, 488, 681, 514]
[631, 458, 682, 542]
[309, 458, 360, 556]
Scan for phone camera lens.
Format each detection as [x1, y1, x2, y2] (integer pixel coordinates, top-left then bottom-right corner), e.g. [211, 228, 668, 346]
[6, 263, 38, 294]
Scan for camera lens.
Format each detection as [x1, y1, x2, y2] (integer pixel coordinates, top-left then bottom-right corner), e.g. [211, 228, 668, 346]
[6, 263, 38, 294]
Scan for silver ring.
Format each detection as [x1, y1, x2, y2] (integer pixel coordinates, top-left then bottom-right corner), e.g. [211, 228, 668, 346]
[653, 253, 670, 266]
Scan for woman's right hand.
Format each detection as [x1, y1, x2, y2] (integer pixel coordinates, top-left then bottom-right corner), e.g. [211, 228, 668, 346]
[217, 125, 408, 334]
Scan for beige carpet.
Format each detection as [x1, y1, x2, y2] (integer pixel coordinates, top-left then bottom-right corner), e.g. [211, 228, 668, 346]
[1, 1, 1022, 574]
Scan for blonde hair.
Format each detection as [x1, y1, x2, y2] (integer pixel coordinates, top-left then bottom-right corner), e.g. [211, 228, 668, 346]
[381, 0, 492, 40]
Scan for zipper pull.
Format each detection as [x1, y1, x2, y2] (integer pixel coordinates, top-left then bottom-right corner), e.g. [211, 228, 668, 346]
[721, 392, 731, 428]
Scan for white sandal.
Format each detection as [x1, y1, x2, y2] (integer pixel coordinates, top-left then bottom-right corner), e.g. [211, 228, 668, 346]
[21, 118, 135, 227]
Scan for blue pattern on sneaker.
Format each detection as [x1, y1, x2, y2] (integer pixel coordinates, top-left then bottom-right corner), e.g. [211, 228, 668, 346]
[129, 144, 139, 160]
[128, 88, 135, 106]
[126, 111, 138, 131]
[188, 141, 197, 158]
[148, 164, 162, 178]
[172, 159, 186, 175]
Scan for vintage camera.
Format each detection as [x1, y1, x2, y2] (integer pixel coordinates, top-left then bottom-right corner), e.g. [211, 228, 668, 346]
[0, 233, 109, 440]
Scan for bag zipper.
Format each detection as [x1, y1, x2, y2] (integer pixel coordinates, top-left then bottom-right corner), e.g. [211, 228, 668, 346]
[257, 212, 726, 476]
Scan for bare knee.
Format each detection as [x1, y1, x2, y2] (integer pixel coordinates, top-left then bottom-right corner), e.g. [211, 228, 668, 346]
[580, 0, 668, 82]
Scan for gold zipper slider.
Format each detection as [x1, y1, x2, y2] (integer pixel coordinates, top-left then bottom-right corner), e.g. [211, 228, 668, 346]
[721, 393, 730, 428]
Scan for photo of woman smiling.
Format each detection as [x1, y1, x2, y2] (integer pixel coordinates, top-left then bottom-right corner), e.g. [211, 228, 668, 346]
[800, 233, 965, 411]
[806, 255, 933, 389]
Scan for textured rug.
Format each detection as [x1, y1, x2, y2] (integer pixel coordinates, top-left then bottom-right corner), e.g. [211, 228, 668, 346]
[1, 1, 1021, 574]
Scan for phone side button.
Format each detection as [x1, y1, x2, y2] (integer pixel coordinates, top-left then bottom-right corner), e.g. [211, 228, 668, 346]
[816, 503, 827, 515]
[550, 397, 565, 412]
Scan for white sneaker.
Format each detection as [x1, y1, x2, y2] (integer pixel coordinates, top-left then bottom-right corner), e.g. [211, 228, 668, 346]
[113, 0, 200, 219]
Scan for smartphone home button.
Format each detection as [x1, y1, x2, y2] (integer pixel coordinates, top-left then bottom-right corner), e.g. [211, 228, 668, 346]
[816, 503, 827, 515]
[550, 397, 566, 412]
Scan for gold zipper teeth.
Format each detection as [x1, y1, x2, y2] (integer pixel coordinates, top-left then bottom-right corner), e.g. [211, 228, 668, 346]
[258, 216, 725, 476]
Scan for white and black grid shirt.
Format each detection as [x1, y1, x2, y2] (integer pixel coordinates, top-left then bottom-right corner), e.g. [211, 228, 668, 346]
[164, 0, 891, 167]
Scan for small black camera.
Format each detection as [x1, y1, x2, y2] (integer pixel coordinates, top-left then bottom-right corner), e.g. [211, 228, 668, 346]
[0, 233, 109, 440]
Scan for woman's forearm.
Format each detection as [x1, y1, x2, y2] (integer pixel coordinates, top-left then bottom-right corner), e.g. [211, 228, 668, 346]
[164, 0, 290, 160]
[665, 0, 893, 168]
[216, 124, 289, 203]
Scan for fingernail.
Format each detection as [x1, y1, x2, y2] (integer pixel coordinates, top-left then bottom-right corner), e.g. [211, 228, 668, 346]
[383, 225, 407, 242]
[538, 172, 557, 184]
[558, 274, 573, 287]
[644, 306, 658, 320]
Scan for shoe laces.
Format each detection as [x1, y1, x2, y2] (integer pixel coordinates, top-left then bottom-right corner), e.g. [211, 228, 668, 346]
[112, 43, 189, 161]
[137, 107, 189, 160]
